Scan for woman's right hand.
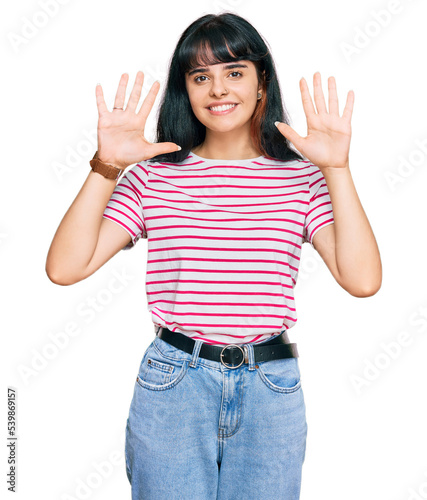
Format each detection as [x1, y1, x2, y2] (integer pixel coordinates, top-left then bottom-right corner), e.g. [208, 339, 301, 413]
[95, 71, 180, 169]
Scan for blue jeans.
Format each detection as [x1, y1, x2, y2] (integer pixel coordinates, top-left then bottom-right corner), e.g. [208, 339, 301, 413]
[125, 333, 308, 499]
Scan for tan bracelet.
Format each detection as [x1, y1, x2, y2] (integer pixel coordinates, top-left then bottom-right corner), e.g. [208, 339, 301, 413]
[89, 151, 125, 180]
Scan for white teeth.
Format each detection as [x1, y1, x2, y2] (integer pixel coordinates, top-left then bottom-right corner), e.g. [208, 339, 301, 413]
[209, 104, 236, 112]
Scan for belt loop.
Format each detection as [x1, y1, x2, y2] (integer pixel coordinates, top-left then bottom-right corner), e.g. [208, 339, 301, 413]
[245, 343, 256, 371]
[189, 340, 203, 368]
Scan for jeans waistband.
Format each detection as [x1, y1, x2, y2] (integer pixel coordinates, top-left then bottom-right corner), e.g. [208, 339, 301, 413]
[156, 327, 298, 369]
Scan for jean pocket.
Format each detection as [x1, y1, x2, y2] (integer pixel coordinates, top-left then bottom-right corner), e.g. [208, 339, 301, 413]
[136, 343, 189, 391]
[256, 357, 302, 393]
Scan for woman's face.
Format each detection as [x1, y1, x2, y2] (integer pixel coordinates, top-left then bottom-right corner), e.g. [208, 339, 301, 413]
[185, 59, 262, 134]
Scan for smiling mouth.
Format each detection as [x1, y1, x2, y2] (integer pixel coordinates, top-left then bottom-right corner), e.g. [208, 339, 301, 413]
[208, 103, 237, 112]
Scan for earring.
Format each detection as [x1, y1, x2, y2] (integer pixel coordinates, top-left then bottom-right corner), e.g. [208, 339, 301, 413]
[257, 92, 262, 99]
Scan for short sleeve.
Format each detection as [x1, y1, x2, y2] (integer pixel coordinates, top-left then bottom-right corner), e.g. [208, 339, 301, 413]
[302, 163, 334, 246]
[102, 161, 149, 250]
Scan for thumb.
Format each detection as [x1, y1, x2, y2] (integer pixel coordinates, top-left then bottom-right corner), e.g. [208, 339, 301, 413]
[275, 122, 303, 150]
[149, 142, 182, 158]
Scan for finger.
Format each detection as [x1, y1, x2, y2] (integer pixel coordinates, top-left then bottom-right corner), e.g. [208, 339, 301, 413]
[328, 76, 339, 115]
[113, 73, 129, 111]
[342, 90, 355, 122]
[313, 72, 327, 114]
[146, 142, 182, 158]
[275, 122, 304, 152]
[137, 80, 161, 123]
[126, 71, 145, 113]
[300, 77, 316, 118]
[95, 83, 109, 117]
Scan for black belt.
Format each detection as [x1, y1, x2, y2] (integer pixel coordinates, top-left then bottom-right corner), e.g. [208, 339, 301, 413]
[157, 327, 299, 369]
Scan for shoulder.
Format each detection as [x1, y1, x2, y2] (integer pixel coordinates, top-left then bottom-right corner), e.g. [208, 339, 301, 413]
[292, 159, 325, 184]
[118, 161, 150, 190]
[126, 160, 150, 176]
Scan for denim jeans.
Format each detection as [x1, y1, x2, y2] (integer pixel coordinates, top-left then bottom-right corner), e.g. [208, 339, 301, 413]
[125, 333, 308, 499]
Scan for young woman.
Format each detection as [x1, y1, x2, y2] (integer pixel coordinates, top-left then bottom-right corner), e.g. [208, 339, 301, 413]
[46, 12, 382, 500]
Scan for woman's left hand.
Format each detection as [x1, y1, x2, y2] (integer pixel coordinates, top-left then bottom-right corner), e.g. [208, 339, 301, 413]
[275, 72, 354, 170]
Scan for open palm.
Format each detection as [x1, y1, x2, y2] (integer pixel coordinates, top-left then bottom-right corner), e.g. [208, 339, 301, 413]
[276, 72, 354, 170]
[95, 71, 180, 169]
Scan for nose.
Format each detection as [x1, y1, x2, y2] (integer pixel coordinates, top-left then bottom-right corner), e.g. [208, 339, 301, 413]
[209, 77, 229, 98]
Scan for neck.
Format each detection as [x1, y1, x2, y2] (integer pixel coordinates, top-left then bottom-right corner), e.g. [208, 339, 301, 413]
[193, 126, 262, 160]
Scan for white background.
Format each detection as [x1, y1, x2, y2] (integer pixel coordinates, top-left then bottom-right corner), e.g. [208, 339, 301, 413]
[2, 0, 427, 499]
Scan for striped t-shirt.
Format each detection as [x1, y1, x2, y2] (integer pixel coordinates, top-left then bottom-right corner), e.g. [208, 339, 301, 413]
[102, 151, 334, 345]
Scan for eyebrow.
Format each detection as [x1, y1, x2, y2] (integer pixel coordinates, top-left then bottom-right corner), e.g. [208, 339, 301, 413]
[187, 63, 248, 77]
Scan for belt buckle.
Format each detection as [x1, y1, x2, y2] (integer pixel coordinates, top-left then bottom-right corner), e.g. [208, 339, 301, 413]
[220, 344, 247, 369]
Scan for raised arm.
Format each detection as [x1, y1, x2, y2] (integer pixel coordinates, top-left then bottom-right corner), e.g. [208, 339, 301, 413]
[45, 71, 181, 285]
[275, 72, 382, 296]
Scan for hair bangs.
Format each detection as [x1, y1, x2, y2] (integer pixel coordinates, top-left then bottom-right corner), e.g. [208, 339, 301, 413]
[178, 24, 258, 75]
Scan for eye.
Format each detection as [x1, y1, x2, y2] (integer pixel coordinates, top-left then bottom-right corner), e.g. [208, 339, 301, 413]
[193, 71, 243, 83]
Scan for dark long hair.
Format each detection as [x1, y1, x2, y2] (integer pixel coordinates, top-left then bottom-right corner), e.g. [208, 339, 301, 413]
[150, 12, 303, 163]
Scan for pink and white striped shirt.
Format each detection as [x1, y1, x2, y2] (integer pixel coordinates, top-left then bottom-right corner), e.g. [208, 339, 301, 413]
[103, 151, 334, 345]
